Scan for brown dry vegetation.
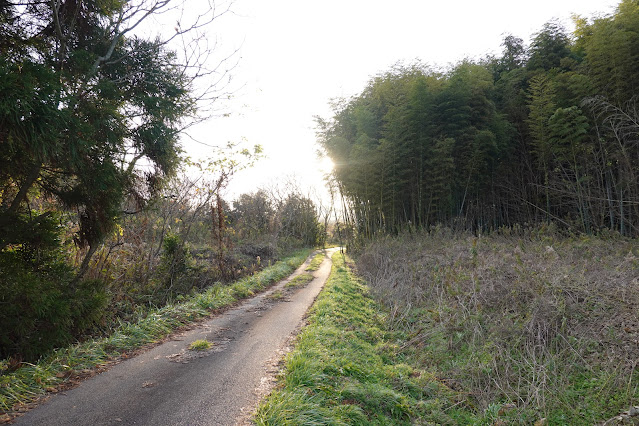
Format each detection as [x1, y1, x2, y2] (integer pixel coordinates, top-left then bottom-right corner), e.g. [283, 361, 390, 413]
[355, 226, 639, 423]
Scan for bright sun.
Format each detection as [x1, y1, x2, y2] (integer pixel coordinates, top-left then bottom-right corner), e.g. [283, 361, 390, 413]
[318, 156, 334, 174]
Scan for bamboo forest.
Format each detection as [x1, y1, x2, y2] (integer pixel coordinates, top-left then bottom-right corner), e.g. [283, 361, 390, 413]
[319, 1, 639, 237]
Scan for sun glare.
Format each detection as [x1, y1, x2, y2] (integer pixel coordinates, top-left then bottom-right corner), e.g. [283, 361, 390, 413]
[318, 156, 334, 174]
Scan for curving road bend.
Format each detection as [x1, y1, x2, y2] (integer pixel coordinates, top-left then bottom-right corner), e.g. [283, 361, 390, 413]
[15, 248, 339, 426]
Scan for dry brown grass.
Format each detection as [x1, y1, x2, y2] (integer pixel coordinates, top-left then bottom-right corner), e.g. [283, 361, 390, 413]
[355, 226, 639, 422]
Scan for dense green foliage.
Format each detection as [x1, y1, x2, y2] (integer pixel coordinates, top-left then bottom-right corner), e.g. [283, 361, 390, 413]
[0, 240, 107, 360]
[319, 1, 639, 236]
[0, 0, 192, 359]
[0, 1, 190, 254]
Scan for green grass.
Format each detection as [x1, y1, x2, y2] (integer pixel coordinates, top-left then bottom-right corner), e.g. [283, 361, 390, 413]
[304, 252, 326, 272]
[0, 248, 312, 415]
[267, 290, 285, 300]
[188, 339, 212, 351]
[284, 273, 314, 289]
[254, 252, 468, 425]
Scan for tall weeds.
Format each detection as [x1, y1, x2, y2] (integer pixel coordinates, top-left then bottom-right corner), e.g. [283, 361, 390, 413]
[356, 227, 639, 423]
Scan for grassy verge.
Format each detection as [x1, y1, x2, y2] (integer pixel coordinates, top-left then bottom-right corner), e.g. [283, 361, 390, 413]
[254, 252, 469, 425]
[284, 273, 314, 288]
[356, 228, 639, 424]
[284, 273, 314, 289]
[304, 251, 326, 272]
[0, 248, 312, 416]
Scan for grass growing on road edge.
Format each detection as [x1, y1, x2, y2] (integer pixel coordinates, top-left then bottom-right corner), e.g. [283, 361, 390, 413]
[284, 273, 314, 289]
[304, 251, 326, 272]
[188, 340, 212, 351]
[0, 248, 312, 416]
[254, 252, 470, 425]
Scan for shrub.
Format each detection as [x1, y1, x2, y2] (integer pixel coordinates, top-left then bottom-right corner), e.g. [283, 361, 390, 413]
[153, 232, 195, 302]
[0, 250, 107, 362]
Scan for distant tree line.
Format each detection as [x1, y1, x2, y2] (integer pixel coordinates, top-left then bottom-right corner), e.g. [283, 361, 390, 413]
[319, 0, 639, 237]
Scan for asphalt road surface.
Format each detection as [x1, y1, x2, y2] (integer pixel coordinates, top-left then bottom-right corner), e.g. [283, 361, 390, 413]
[15, 248, 339, 426]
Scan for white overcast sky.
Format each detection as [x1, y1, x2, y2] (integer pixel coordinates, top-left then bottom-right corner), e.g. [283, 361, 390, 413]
[179, 0, 619, 201]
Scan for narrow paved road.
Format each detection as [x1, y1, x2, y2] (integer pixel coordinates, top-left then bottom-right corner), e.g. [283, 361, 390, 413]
[15, 248, 339, 426]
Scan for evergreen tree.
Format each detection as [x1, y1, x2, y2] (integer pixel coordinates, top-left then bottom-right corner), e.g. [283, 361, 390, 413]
[0, 1, 198, 274]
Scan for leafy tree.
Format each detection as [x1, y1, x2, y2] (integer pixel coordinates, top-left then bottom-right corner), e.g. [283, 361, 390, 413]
[578, 0, 639, 105]
[527, 20, 573, 71]
[278, 194, 320, 247]
[319, 2, 639, 237]
[231, 190, 275, 240]
[499, 35, 527, 73]
[0, 0, 230, 360]
[0, 0, 227, 275]
[427, 137, 455, 222]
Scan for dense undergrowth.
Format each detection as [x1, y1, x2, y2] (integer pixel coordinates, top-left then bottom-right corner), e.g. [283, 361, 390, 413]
[356, 227, 639, 424]
[0, 249, 311, 417]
